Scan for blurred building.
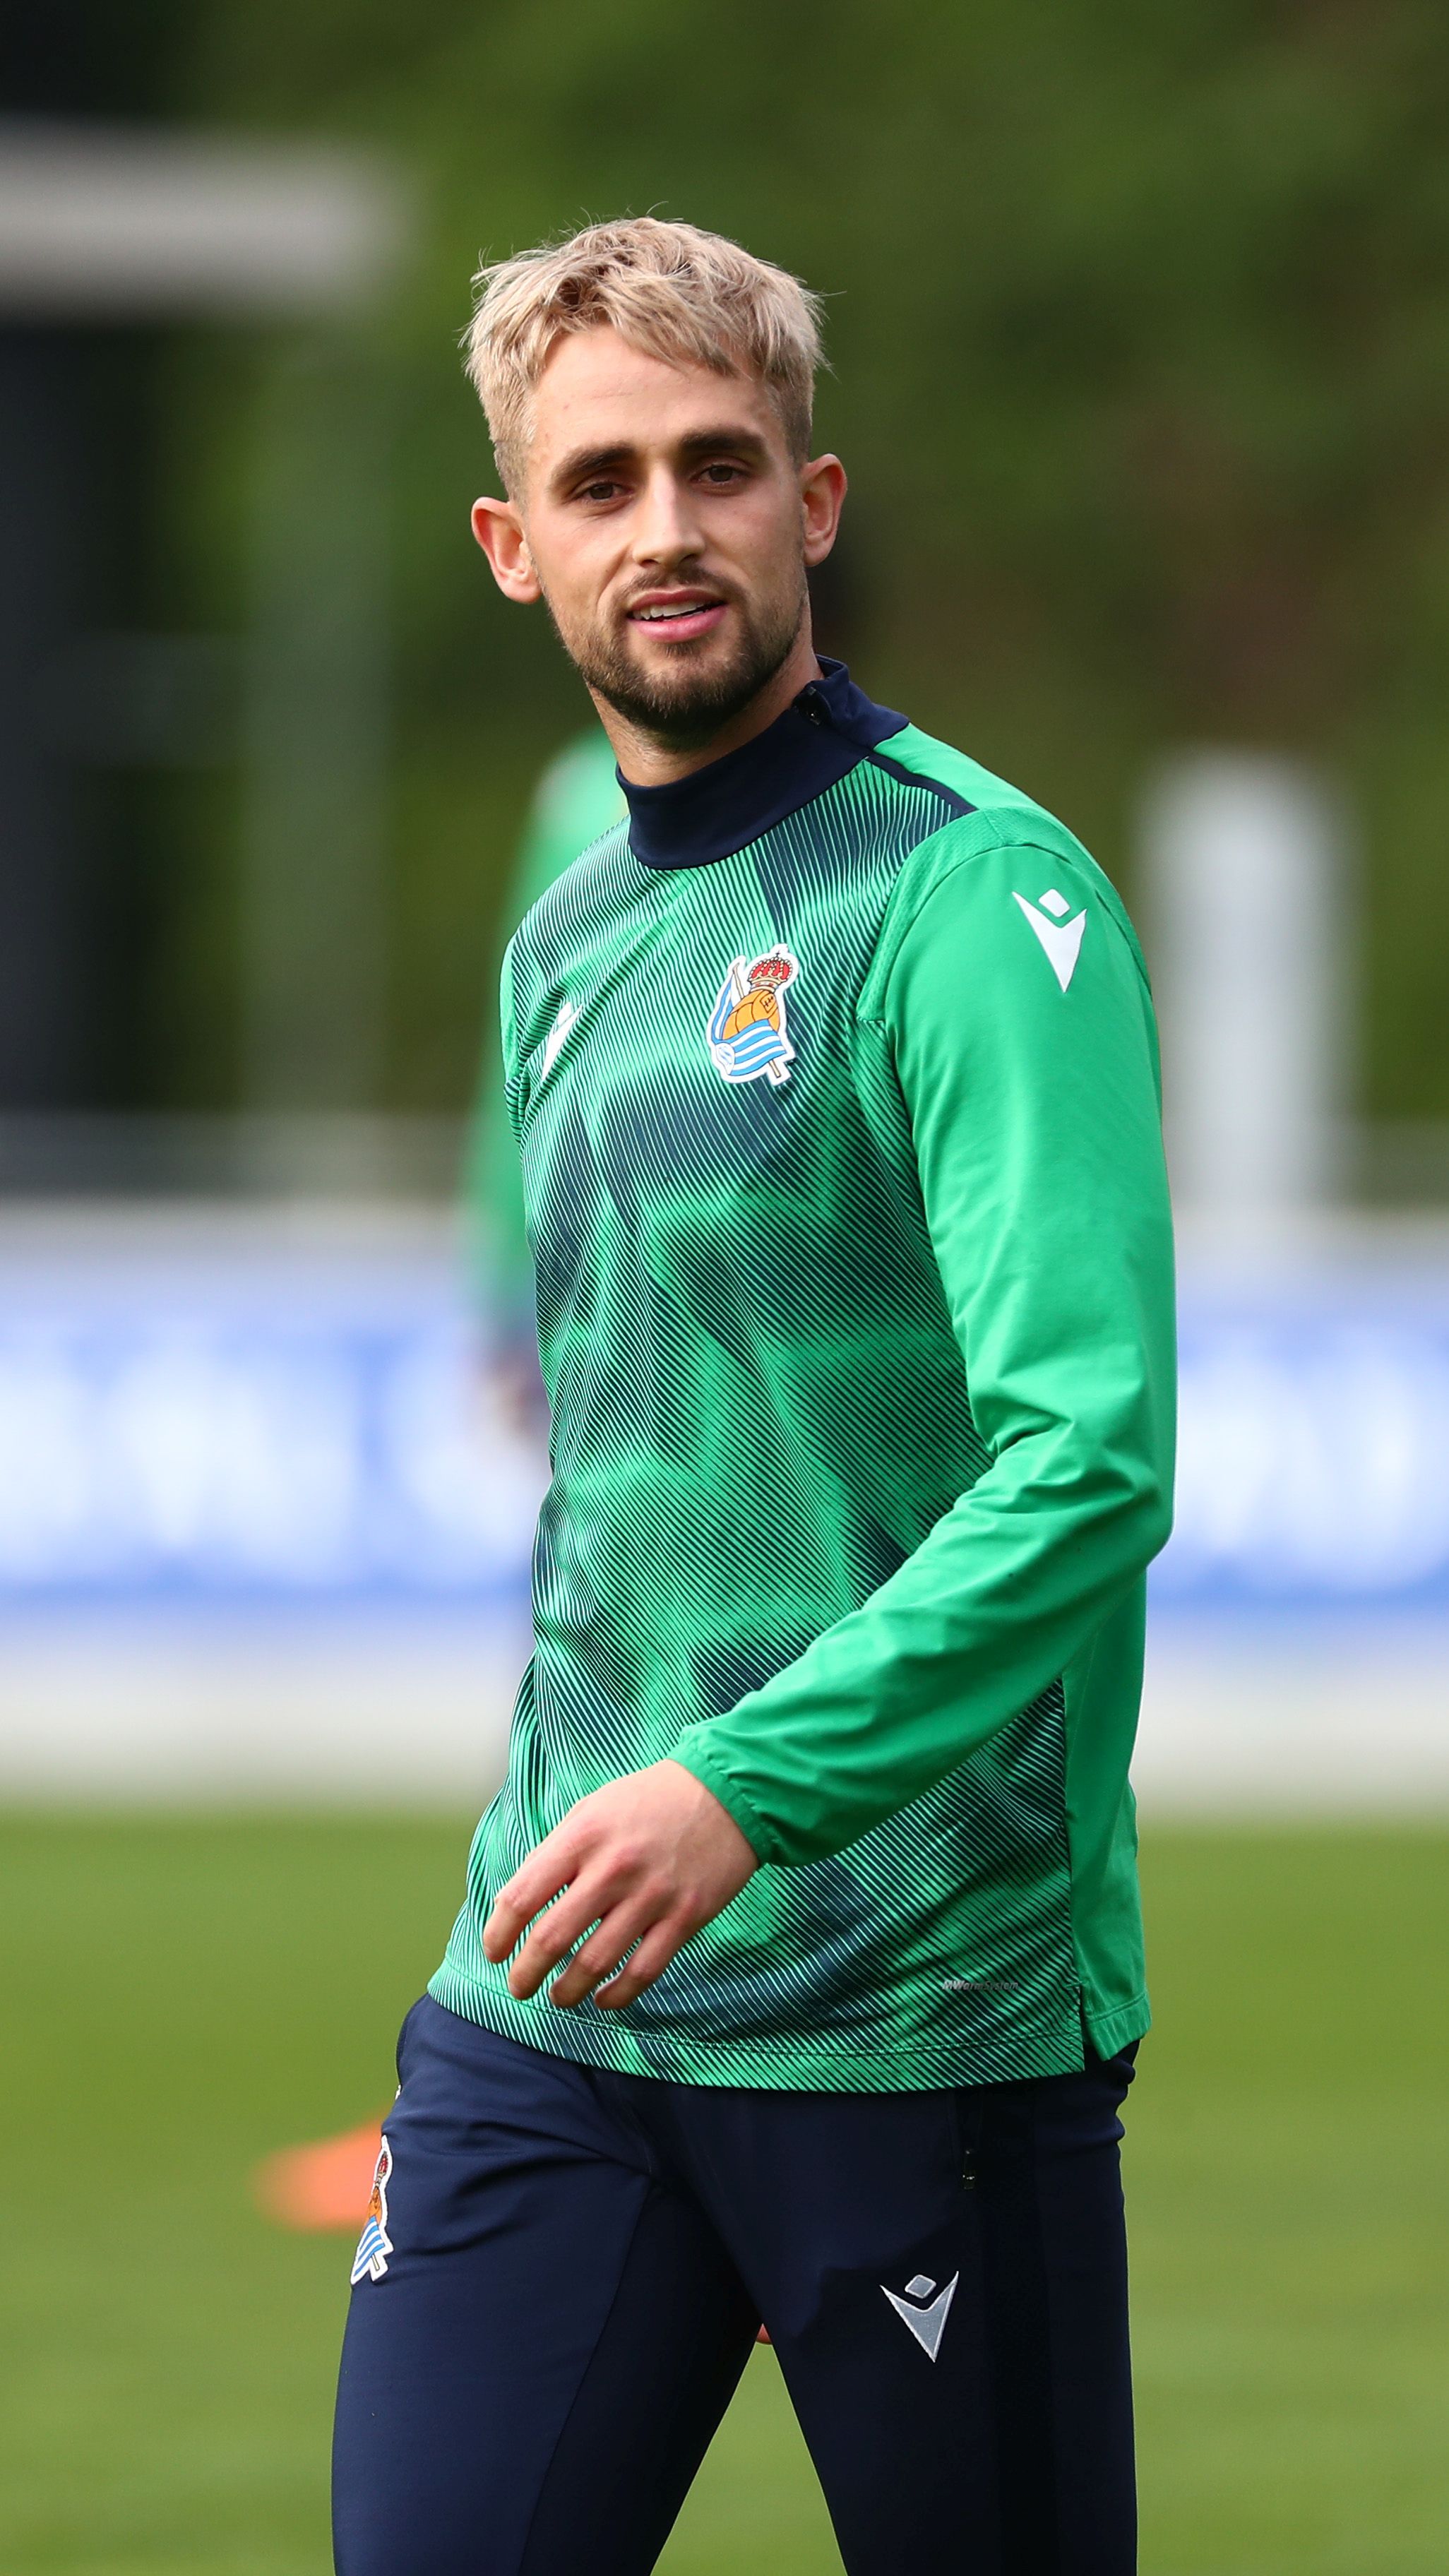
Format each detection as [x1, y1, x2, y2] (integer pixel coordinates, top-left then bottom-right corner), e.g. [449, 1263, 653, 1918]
[1, 19, 405, 1167]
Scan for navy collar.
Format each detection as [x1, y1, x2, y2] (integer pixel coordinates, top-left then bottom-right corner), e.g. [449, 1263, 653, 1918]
[619, 657, 907, 870]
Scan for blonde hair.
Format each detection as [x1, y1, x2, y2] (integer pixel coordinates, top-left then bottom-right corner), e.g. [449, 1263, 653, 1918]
[464, 217, 825, 493]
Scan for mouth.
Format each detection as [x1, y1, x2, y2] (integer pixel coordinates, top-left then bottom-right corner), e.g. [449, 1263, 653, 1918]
[625, 592, 727, 644]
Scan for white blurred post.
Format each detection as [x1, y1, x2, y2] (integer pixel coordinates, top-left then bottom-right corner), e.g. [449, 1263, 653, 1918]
[1142, 755, 1352, 1225]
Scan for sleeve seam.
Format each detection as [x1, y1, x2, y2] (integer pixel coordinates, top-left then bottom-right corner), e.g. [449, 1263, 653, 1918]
[863, 828, 1141, 1028]
[859, 816, 1077, 1025]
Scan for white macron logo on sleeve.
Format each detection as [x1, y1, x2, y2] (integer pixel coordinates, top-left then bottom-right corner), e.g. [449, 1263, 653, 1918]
[1013, 887, 1087, 992]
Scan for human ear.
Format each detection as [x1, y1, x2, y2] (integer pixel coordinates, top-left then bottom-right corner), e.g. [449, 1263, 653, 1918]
[800, 455, 847, 568]
[471, 496, 542, 604]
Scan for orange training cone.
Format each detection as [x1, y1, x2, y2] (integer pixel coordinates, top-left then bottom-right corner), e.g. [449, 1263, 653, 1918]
[254, 2110, 772, 2340]
[254, 2118, 385, 2231]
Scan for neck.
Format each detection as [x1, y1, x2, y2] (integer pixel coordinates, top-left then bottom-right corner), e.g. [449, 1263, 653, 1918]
[588, 620, 823, 787]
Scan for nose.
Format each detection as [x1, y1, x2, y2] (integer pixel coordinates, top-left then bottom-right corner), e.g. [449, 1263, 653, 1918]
[628, 462, 708, 569]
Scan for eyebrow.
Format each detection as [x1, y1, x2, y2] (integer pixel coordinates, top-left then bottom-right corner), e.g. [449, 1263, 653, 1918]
[550, 425, 772, 492]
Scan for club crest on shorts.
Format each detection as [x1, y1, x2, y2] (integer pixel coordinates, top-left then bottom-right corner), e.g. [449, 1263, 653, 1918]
[706, 948, 799, 1087]
[350, 2136, 394, 2286]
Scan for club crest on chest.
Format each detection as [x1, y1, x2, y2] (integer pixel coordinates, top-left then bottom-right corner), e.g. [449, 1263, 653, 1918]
[706, 947, 800, 1087]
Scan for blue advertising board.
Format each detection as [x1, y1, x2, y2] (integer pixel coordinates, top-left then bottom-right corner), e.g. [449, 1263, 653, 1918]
[2, 1222, 1448, 1613]
[0, 1227, 542, 1604]
[1164, 1256, 1449, 1609]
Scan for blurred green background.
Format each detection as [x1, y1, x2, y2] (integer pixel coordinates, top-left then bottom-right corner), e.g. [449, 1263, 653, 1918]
[4, 1816, 1446, 2575]
[8, 14, 1449, 2573]
[13, 0, 1449, 1136]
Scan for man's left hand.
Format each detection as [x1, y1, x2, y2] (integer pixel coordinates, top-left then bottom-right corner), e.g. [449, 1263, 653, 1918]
[481, 1760, 758, 2011]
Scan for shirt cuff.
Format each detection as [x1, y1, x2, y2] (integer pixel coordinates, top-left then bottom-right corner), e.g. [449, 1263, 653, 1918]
[667, 1734, 782, 1865]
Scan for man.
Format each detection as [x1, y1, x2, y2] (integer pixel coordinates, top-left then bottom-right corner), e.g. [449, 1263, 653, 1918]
[333, 216, 1175, 2576]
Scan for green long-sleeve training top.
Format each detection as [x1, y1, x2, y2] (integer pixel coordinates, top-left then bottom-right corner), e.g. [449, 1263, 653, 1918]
[432, 658, 1176, 2090]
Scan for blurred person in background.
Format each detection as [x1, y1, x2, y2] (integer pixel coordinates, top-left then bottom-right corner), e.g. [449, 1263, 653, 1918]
[464, 729, 625, 1434]
[331, 217, 1175, 2576]
[256, 728, 621, 2236]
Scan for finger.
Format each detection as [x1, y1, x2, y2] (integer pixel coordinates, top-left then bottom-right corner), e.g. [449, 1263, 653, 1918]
[482, 1832, 583, 1962]
[546, 1902, 655, 2010]
[483, 1880, 562, 1965]
[505, 1862, 641, 1998]
[591, 1919, 689, 2010]
[505, 1896, 604, 2000]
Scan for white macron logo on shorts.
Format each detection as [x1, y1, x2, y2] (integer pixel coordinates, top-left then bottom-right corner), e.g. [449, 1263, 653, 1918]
[881, 2268, 959, 2361]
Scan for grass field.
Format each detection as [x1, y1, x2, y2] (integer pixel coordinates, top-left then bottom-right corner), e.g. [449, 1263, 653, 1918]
[4, 1815, 1447, 2575]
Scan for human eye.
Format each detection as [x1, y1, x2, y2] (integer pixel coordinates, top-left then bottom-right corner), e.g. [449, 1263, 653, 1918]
[698, 460, 746, 487]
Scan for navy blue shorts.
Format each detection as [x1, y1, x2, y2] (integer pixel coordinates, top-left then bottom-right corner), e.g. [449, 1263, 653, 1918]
[333, 1998, 1137, 2575]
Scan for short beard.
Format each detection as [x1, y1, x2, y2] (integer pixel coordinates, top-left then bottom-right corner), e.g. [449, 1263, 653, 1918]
[545, 573, 807, 751]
